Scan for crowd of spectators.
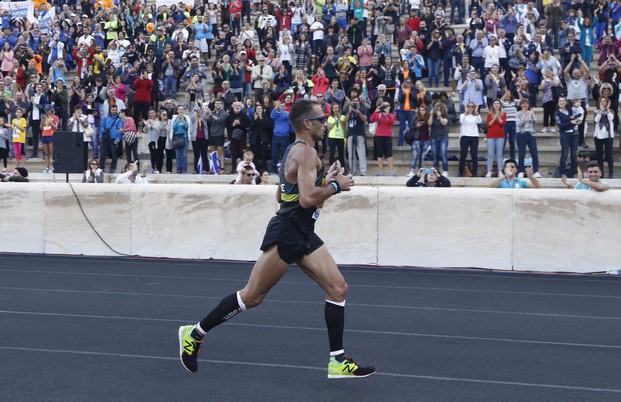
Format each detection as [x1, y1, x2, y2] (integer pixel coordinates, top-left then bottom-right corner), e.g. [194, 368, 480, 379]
[0, 0, 619, 181]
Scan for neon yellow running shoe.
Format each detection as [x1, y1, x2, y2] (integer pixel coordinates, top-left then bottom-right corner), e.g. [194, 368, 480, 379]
[178, 325, 202, 373]
[327, 355, 376, 379]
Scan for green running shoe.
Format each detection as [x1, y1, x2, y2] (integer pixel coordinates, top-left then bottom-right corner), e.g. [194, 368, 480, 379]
[327, 355, 376, 379]
[178, 325, 202, 373]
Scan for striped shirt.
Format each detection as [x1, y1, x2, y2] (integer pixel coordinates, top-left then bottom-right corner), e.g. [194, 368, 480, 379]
[502, 100, 519, 122]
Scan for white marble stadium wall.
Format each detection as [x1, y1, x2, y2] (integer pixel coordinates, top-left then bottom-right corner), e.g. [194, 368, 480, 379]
[1, 184, 619, 273]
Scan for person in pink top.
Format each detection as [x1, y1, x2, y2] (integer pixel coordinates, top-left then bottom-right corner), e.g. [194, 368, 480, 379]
[0, 42, 14, 77]
[118, 108, 138, 164]
[357, 38, 373, 69]
[370, 101, 396, 176]
[110, 76, 127, 102]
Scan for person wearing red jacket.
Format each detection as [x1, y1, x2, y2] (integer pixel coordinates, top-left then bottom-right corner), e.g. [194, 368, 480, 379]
[275, 3, 293, 36]
[370, 101, 396, 176]
[133, 69, 154, 127]
[311, 68, 329, 96]
[73, 45, 95, 80]
[229, 0, 242, 35]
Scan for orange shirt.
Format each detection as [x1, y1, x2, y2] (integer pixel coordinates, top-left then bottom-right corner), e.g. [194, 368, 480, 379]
[30, 55, 43, 75]
[403, 87, 412, 111]
[42, 115, 59, 137]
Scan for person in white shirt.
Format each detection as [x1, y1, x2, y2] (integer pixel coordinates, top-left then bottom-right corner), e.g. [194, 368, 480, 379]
[458, 102, 482, 177]
[251, 56, 273, 90]
[115, 160, 148, 184]
[77, 26, 95, 48]
[309, 19, 325, 55]
[483, 35, 501, 72]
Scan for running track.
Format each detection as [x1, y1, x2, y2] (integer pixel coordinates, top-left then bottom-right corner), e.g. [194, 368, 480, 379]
[1, 255, 620, 401]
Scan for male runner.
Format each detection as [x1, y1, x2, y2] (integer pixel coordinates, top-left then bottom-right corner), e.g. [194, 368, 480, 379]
[178, 99, 376, 379]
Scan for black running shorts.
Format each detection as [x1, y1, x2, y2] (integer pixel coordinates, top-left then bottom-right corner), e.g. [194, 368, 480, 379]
[375, 136, 393, 158]
[260, 215, 324, 264]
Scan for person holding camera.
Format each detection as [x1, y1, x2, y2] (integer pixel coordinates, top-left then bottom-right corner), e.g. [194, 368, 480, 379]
[428, 102, 450, 177]
[270, 101, 292, 174]
[370, 100, 396, 176]
[345, 96, 367, 176]
[406, 168, 452, 187]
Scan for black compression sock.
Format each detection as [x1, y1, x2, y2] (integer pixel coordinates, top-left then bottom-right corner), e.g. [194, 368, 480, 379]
[198, 292, 246, 334]
[325, 300, 345, 354]
[190, 327, 203, 340]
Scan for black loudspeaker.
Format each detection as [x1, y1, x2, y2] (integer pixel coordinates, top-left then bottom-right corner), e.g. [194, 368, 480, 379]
[53, 131, 85, 173]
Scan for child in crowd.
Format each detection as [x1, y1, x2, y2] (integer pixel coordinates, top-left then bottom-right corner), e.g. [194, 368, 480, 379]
[11, 108, 27, 168]
[234, 150, 259, 184]
[571, 98, 585, 137]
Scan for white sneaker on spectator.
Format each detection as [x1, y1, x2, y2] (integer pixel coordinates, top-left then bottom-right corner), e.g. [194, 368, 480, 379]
[485, 171, 492, 178]
[389, 171, 397, 177]
[406, 170, 415, 177]
[441, 171, 449, 178]
[533, 172, 542, 178]
[42, 167, 49, 173]
[518, 172, 525, 178]
[549, 128, 556, 133]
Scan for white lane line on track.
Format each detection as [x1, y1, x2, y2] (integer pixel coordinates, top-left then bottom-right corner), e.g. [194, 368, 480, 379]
[1, 286, 621, 320]
[1, 309, 621, 349]
[0, 345, 619, 394]
[2, 265, 621, 286]
[0, 269, 619, 299]
[2, 258, 619, 284]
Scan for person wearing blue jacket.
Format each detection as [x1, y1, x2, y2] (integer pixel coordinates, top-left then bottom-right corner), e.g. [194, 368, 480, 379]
[578, 16, 598, 67]
[554, 97, 579, 177]
[270, 102, 292, 174]
[99, 104, 124, 173]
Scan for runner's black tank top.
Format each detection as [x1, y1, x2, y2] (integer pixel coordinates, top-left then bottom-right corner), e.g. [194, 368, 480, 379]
[277, 140, 325, 236]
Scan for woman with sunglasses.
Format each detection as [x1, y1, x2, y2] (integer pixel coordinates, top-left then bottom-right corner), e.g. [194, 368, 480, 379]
[82, 158, 104, 183]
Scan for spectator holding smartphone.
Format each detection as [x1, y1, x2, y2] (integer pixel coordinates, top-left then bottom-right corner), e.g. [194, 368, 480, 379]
[406, 168, 451, 187]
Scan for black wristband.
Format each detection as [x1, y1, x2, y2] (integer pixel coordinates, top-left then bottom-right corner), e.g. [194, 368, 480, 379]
[329, 180, 341, 194]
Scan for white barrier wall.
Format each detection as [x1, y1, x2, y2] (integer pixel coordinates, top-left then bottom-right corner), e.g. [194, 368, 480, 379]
[2, 183, 619, 273]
